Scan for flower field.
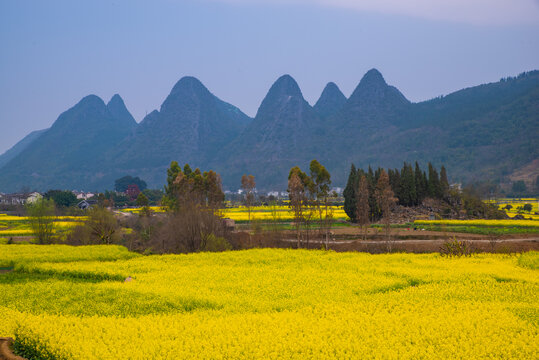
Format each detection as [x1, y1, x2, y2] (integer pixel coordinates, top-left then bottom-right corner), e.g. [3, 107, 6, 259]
[122, 205, 349, 222]
[0, 214, 85, 238]
[487, 198, 539, 220]
[220, 205, 349, 222]
[0, 245, 537, 359]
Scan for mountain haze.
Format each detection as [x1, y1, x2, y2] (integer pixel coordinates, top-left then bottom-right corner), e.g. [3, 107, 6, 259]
[0, 95, 137, 192]
[0, 129, 48, 169]
[313, 82, 347, 118]
[108, 76, 252, 187]
[213, 74, 323, 188]
[0, 70, 537, 192]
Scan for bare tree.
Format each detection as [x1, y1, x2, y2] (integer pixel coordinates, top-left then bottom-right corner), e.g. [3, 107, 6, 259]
[86, 206, 120, 245]
[26, 198, 56, 244]
[288, 173, 305, 248]
[356, 175, 370, 241]
[241, 174, 256, 223]
[375, 170, 397, 252]
[151, 164, 228, 253]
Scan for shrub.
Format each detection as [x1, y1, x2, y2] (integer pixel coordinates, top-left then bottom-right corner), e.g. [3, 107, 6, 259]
[201, 234, 232, 252]
[440, 238, 474, 257]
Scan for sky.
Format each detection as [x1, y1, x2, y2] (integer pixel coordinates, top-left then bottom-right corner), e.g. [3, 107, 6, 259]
[1, 0, 539, 154]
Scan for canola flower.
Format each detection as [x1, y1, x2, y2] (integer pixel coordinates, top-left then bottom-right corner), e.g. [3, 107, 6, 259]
[120, 206, 166, 214]
[0, 229, 33, 236]
[120, 206, 350, 222]
[0, 215, 86, 238]
[221, 205, 349, 222]
[0, 247, 537, 359]
[0, 215, 87, 222]
[0, 244, 138, 268]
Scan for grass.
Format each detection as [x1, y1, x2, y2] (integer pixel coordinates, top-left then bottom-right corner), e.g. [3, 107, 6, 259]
[413, 219, 539, 235]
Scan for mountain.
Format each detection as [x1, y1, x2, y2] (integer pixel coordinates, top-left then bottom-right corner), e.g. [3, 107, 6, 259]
[107, 94, 137, 127]
[313, 82, 346, 118]
[0, 95, 137, 192]
[0, 129, 47, 169]
[0, 70, 537, 192]
[321, 69, 539, 187]
[212, 75, 323, 189]
[108, 76, 252, 187]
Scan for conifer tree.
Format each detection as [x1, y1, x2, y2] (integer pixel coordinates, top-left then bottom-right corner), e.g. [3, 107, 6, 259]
[343, 164, 358, 221]
[375, 170, 397, 247]
[440, 166, 450, 200]
[414, 162, 425, 203]
[399, 162, 417, 206]
[427, 163, 441, 198]
[356, 175, 370, 240]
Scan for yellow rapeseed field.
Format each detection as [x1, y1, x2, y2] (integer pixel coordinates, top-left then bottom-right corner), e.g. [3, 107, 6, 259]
[0, 246, 537, 359]
[121, 205, 349, 222]
[221, 205, 349, 222]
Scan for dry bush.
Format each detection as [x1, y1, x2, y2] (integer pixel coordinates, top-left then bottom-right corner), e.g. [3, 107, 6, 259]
[440, 238, 475, 257]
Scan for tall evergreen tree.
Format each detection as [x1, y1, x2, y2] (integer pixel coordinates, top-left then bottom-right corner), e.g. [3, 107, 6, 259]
[388, 168, 401, 197]
[356, 175, 370, 240]
[399, 162, 417, 206]
[414, 162, 425, 203]
[427, 162, 441, 198]
[440, 166, 450, 200]
[343, 164, 358, 221]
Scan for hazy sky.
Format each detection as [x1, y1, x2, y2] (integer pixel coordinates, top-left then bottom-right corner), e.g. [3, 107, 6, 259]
[1, 0, 538, 154]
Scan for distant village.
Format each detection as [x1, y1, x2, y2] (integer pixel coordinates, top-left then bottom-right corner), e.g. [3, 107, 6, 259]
[0, 191, 96, 209]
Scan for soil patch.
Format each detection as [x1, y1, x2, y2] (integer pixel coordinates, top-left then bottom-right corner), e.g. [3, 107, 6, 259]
[0, 337, 26, 360]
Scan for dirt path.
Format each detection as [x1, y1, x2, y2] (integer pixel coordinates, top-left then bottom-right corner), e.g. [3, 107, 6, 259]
[0, 337, 26, 360]
[279, 237, 539, 253]
[282, 237, 539, 245]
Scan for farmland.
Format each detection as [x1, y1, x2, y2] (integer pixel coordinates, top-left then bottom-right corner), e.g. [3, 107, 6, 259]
[490, 199, 539, 220]
[413, 219, 539, 235]
[120, 205, 350, 223]
[0, 245, 537, 359]
[0, 214, 84, 241]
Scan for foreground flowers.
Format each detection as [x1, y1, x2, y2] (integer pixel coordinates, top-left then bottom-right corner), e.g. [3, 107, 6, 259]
[0, 246, 537, 359]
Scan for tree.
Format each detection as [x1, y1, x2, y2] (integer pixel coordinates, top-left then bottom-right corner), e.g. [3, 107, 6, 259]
[141, 189, 164, 205]
[415, 162, 426, 203]
[152, 162, 227, 253]
[512, 180, 527, 196]
[205, 170, 225, 207]
[86, 206, 120, 244]
[288, 173, 305, 248]
[114, 175, 147, 193]
[126, 184, 141, 200]
[398, 163, 416, 206]
[375, 170, 397, 251]
[427, 163, 441, 198]
[356, 175, 370, 241]
[136, 193, 149, 207]
[309, 160, 332, 247]
[25, 198, 56, 244]
[241, 174, 256, 223]
[523, 203, 533, 212]
[343, 164, 358, 221]
[44, 190, 77, 208]
[440, 166, 450, 200]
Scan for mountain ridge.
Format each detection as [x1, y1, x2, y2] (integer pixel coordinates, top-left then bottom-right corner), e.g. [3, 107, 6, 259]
[0, 70, 537, 192]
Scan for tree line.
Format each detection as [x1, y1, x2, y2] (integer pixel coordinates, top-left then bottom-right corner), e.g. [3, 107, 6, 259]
[344, 162, 450, 222]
